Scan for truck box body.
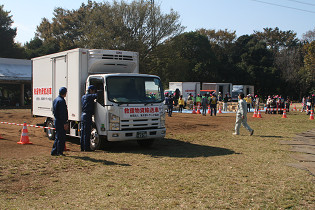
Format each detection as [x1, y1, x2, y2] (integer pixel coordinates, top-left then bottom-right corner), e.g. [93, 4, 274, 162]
[201, 83, 232, 97]
[32, 48, 165, 147]
[168, 82, 200, 100]
[33, 48, 138, 121]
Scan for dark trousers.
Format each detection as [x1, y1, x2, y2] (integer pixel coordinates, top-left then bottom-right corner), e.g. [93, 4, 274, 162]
[51, 120, 66, 155]
[202, 106, 207, 115]
[81, 113, 92, 151]
[168, 105, 173, 116]
[210, 104, 216, 116]
[179, 105, 183, 113]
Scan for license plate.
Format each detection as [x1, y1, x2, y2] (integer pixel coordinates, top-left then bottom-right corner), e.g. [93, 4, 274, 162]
[136, 131, 147, 138]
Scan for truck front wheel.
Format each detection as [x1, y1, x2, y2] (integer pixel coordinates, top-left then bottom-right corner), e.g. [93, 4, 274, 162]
[46, 119, 55, 140]
[90, 127, 107, 150]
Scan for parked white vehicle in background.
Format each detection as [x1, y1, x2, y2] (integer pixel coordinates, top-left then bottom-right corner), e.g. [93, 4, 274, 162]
[32, 48, 166, 149]
[201, 83, 232, 98]
[168, 82, 200, 101]
[231, 85, 255, 101]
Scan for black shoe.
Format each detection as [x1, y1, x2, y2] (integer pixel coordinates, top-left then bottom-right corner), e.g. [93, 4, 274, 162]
[250, 130, 254, 136]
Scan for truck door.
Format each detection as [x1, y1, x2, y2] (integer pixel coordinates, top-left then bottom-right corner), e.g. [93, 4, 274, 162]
[52, 55, 68, 100]
[87, 76, 105, 106]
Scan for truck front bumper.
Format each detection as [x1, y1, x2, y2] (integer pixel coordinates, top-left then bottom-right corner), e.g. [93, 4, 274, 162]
[107, 128, 166, 142]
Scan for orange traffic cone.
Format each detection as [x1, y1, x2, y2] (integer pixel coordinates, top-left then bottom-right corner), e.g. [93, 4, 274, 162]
[257, 110, 262, 118]
[192, 105, 196, 114]
[310, 110, 314, 120]
[207, 105, 211, 114]
[282, 109, 287, 118]
[252, 109, 257, 118]
[17, 122, 32, 144]
[196, 105, 201, 114]
[218, 106, 222, 114]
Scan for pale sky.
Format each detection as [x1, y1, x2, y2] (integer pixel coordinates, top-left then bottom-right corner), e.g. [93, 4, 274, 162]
[1, 0, 314, 44]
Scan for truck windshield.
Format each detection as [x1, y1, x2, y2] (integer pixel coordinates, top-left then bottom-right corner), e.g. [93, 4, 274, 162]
[106, 76, 164, 104]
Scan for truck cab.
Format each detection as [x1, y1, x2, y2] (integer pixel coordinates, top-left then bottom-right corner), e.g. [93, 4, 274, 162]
[87, 73, 166, 149]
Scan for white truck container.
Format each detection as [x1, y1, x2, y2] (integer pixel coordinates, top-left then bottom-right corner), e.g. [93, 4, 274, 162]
[32, 48, 166, 149]
[201, 83, 232, 99]
[168, 82, 200, 100]
[231, 85, 254, 101]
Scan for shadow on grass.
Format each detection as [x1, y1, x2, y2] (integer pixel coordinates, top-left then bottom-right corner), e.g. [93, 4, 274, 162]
[69, 156, 131, 166]
[106, 138, 235, 158]
[259, 135, 283, 138]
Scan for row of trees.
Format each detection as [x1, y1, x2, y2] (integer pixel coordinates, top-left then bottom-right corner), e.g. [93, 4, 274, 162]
[1, 1, 314, 99]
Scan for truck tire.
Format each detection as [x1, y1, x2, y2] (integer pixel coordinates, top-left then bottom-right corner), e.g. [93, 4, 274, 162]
[90, 127, 108, 150]
[137, 139, 154, 148]
[45, 119, 55, 140]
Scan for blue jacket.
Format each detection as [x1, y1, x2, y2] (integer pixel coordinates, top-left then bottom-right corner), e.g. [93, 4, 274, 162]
[53, 95, 68, 124]
[81, 93, 98, 115]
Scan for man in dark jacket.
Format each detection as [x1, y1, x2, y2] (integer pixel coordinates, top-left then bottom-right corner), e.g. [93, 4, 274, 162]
[165, 94, 174, 117]
[51, 87, 69, 156]
[81, 85, 98, 151]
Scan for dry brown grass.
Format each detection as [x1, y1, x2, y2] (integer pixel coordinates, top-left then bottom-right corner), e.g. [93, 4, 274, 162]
[0, 110, 314, 209]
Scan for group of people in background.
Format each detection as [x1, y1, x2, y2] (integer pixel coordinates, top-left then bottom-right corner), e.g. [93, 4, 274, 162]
[301, 95, 315, 115]
[165, 89, 315, 118]
[244, 95, 261, 113]
[265, 95, 291, 114]
[165, 89, 235, 116]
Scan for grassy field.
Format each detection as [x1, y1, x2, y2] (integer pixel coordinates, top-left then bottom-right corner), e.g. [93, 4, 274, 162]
[1, 111, 315, 209]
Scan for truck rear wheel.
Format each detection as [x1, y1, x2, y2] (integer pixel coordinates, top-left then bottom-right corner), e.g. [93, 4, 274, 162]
[137, 139, 154, 148]
[46, 119, 55, 140]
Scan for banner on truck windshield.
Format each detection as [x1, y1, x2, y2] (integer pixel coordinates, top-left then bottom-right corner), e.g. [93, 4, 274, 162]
[123, 107, 160, 118]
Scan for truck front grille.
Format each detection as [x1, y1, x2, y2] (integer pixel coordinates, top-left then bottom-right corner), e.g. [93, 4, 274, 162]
[121, 118, 159, 131]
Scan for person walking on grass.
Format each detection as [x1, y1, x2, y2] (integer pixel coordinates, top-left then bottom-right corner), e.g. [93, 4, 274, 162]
[165, 94, 174, 117]
[233, 92, 254, 136]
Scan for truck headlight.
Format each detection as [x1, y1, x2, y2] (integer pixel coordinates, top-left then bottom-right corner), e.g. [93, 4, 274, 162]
[109, 113, 120, 130]
[160, 112, 165, 128]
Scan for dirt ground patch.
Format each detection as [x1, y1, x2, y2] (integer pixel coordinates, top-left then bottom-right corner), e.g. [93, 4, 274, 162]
[0, 109, 238, 159]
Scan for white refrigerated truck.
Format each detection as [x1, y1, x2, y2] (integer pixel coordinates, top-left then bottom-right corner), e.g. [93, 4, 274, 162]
[32, 48, 166, 149]
[168, 82, 200, 101]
